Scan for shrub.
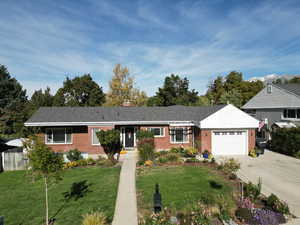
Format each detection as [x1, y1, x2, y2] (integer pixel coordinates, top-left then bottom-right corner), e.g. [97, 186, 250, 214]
[77, 159, 88, 167]
[243, 178, 262, 201]
[219, 158, 240, 174]
[136, 130, 154, 140]
[183, 147, 198, 157]
[82, 211, 107, 225]
[249, 149, 257, 158]
[165, 153, 181, 162]
[266, 193, 290, 215]
[144, 160, 153, 166]
[138, 138, 155, 163]
[86, 158, 96, 165]
[96, 129, 122, 163]
[185, 158, 200, 163]
[270, 127, 300, 157]
[64, 161, 79, 169]
[154, 150, 169, 158]
[169, 147, 184, 154]
[158, 156, 168, 164]
[66, 149, 83, 162]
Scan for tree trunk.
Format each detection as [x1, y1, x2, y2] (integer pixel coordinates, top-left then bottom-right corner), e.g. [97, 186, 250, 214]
[44, 177, 49, 225]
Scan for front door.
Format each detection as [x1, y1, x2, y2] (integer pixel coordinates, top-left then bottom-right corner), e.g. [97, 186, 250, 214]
[125, 127, 135, 148]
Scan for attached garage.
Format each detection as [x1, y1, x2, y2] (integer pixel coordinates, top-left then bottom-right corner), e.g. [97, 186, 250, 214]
[199, 104, 259, 156]
[211, 130, 248, 155]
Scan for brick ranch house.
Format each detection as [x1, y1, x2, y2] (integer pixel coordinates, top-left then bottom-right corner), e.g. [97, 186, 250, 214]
[25, 104, 259, 158]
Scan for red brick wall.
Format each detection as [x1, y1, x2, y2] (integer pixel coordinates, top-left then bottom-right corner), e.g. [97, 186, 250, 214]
[200, 129, 212, 153]
[40, 126, 113, 154]
[248, 128, 256, 152]
[139, 125, 193, 150]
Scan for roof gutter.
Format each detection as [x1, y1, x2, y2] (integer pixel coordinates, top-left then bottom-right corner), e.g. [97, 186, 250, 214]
[24, 121, 197, 127]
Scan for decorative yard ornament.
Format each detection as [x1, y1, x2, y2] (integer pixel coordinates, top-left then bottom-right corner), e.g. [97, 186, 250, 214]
[153, 183, 162, 213]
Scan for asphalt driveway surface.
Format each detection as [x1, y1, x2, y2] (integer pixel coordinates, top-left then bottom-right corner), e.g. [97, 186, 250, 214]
[232, 150, 300, 218]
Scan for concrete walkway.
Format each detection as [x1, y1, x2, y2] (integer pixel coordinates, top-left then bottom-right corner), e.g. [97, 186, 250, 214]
[112, 151, 138, 225]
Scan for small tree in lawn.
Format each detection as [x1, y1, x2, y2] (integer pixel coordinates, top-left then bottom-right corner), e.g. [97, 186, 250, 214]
[96, 129, 122, 163]
[24, 136, 64, 225]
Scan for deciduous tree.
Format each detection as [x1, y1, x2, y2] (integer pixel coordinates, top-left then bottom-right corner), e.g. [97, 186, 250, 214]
[54, 74, 105, 106]
[149, 74, 198, 106]
[25, 136, 64, 225]
[105, 64, 147, 106]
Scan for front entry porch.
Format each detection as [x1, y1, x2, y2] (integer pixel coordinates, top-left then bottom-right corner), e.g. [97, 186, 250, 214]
[120, 126, 137, 150]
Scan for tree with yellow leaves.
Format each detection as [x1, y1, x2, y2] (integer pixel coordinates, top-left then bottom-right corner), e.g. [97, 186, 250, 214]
[105, 64, 147, 106]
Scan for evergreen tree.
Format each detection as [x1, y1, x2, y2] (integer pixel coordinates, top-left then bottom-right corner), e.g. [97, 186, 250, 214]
[0, 65, 28, 135]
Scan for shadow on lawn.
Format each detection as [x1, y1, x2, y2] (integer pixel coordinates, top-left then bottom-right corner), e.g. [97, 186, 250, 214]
[209, 180, 223, 189]
[49, 180, 93, 223]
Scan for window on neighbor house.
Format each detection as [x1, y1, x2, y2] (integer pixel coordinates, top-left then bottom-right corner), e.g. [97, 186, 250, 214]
[92, 128, 101, 145]
[46, 128, 72, 144]
[283, 109, 300, 119]
[147, 127, 164, 137]
[170, 128, 188, 143]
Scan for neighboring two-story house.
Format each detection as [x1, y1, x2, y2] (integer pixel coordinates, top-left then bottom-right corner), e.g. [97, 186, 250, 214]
[242, 83, 300, 140]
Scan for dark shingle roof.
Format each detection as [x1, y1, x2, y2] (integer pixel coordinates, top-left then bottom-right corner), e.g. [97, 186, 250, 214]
[275, 84, 300, 97]
[26, 105, 226, 123]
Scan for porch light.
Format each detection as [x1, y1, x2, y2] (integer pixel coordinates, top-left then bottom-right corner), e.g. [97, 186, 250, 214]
[153, 183, 162, 213]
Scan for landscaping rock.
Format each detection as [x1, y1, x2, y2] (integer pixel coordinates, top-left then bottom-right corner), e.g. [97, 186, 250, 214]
[222, 219, 239, 225]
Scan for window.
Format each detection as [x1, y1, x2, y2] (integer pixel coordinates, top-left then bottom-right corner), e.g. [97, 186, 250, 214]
[222, 132, 227, 135]
[214, 132, 220, 135]
[283, 109, 300, 119]
[170, 128, 188, 143]
[92, 128, 101, 145]
[46, 128, 72, 144]
[147, 127, 164, 137]
[229, 132, 235, 135]
[236, 132, 243, 135]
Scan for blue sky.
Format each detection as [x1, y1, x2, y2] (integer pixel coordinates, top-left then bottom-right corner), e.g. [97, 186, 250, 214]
[1, 0, 300, 97]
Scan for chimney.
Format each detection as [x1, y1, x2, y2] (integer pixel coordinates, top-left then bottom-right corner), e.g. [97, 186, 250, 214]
[122, 100, 134, 107]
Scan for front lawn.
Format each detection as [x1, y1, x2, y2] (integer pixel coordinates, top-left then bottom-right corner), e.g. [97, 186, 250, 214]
[136, 165, 236, 216]
[0, 167, 120, 225]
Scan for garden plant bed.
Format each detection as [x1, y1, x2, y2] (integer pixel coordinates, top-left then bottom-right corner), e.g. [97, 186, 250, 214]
[136, 150, 293, 224]
[136, 164, 239, 225]
[0, 167, 120, 225]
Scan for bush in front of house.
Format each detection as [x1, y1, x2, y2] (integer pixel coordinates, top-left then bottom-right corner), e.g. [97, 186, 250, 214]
[66, 148, 83, 161]
[243, 178, 262, 202]
[136, 130, 154, 140]
[218, 158, 240, 174]
[266, 193, 290, 215]
[270, 127, 300, 157]
[137, 130, 155, 163]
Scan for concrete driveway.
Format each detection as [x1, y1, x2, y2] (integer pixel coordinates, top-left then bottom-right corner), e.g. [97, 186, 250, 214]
[232, 150, 300, 218]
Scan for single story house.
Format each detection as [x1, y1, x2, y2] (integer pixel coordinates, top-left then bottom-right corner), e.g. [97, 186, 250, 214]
[25, 104, 259, 157]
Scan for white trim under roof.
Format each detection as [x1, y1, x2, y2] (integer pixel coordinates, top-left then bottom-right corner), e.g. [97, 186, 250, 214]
[24, 120, 196, 127]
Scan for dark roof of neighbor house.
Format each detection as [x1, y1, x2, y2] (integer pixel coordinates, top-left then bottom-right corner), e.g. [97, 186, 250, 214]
[275, 84, 300, 97]
[26, 105, 226, 124]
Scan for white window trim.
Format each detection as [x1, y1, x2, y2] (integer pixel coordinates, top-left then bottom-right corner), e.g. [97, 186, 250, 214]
[170, 127, 189, 144]
[91, 128, 101, 146]
[282, 109, 300, 121]
[45, 128, 72, 145]
[147, 127, 165, 137]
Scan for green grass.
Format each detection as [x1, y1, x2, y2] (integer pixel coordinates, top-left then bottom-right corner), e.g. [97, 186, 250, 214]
[0, 167, 120, 225]
[136, 165, 236, 214]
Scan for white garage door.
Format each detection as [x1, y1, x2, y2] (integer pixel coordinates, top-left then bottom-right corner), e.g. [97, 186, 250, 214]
[212, 130, 247, 155]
